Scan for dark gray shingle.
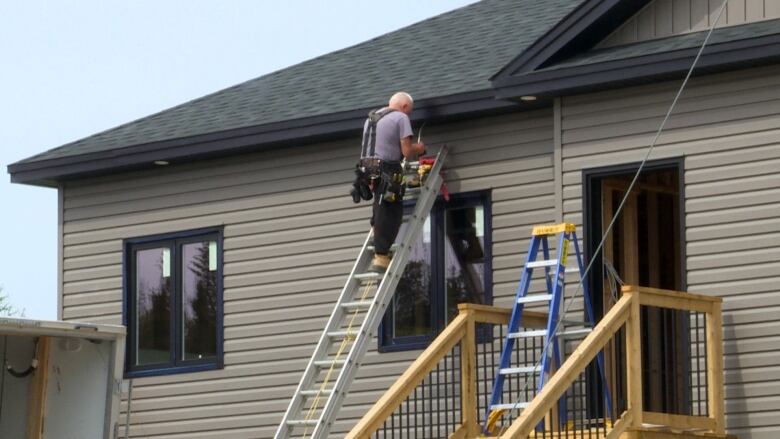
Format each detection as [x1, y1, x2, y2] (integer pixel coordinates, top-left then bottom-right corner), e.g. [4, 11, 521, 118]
[20, 0, 583, 164]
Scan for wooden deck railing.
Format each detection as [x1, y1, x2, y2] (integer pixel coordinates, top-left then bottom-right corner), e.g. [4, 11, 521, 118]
[346, 304, 546, 439]
[348, 286, 725, 439]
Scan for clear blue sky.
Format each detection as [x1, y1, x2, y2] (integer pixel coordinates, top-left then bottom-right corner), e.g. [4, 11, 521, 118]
[0, 1, 478, 320]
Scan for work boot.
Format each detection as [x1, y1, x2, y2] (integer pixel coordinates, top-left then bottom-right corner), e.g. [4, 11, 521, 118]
[367, 254, 391, 273]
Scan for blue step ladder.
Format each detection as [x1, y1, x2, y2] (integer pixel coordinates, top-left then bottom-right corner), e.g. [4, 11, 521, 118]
[485, 223, 613, 432]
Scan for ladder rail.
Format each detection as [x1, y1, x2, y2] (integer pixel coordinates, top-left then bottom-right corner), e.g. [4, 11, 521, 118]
[273, 232, 375, 438]
[310, 147, 447, 438]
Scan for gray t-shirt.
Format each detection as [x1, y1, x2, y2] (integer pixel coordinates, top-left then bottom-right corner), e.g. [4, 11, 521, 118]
[363, 110, 413, 162]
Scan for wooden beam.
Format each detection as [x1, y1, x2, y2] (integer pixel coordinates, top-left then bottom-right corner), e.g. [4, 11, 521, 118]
[346, 314, 467, 439]
[448, 424, 468, 439]
[626, 290, 643, 425]
[707, 301, 725, 435]
[500, 294, 633, 439]
[26, 337, 51, 439]
[621, 286, 722, 304]
[459, 303, 547, 328]
[642, 411, 716, 431]
[605, 410, 633, 439]
[461, 310, 479, 437]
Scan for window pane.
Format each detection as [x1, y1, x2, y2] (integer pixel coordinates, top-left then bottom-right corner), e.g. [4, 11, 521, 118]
[182, 240, 218, 361]
[392, 216, 432, 337]
[444, 204, 486, 322]
[135, 247, 171, 366]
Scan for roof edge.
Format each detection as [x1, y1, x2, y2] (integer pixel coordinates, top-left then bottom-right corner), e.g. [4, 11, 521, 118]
[8, 89, 522, 187]
[492, 33, 780, 99]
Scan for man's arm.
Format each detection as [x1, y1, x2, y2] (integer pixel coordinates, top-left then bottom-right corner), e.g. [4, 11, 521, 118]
[401, 136, 425, 159]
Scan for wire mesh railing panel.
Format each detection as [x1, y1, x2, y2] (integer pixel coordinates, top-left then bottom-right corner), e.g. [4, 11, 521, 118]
[688, 310, 709, 417]
[371, 346, 461, 439]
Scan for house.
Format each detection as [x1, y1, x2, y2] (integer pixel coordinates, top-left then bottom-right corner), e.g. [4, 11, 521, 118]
[8, 0, 780, 437]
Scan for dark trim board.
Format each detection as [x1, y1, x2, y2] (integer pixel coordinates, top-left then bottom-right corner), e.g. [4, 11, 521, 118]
[8, 90, 528, 187]
[494, 32, 780, 100]
[491, 0, 650, 80]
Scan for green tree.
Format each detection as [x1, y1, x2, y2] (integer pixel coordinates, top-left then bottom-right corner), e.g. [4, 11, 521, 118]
[0, 286, 22, 317]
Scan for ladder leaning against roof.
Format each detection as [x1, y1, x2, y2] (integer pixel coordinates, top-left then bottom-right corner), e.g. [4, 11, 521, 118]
[274, 147, 448, 439]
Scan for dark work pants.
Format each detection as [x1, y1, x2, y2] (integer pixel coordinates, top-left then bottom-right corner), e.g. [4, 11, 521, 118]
[371, 193, 403, 255]
[370, 162, 404, 255]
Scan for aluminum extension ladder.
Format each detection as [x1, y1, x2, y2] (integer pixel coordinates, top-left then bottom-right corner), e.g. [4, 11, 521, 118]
[485, 223, 613, 431]
[274, 147, 448, 439]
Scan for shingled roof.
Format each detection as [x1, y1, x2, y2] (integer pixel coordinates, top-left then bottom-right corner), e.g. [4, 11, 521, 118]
[12, 0, 582, 171]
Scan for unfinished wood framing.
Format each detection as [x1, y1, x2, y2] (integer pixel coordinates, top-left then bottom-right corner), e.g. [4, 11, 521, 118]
[25, 337, 51, 439]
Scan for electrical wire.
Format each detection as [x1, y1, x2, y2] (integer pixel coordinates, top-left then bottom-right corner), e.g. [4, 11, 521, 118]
[494, 0, 729, 425]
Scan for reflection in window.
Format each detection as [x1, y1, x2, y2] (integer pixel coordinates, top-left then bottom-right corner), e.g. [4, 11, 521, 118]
[444, 205, 485, 323]
[135, 247, 172, 366]
[182, 241, 218, 361]
[393, 217, 432, 337]
[383, 192, 491, 350]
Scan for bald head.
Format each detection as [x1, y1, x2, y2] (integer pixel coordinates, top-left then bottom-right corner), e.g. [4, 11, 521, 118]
[388, 92, 414, 114]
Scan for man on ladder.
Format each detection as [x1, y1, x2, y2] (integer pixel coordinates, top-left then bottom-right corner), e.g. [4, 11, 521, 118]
[351, 91, 425, 273]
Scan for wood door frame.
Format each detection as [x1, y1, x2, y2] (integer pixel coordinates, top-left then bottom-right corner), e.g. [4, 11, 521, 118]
[580, 157, 687, 416]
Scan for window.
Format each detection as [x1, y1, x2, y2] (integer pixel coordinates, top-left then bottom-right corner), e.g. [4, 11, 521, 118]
[380, 191, 492, 351]
[124, 228, 223, 377]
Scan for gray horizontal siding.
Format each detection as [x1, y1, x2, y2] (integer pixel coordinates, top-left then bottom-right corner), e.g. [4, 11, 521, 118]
[560, 64, 780, 439]
[61, 110, 555, 438]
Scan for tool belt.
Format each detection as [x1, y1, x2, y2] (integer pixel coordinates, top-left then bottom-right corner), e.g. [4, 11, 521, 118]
[350, 159, 404, 204]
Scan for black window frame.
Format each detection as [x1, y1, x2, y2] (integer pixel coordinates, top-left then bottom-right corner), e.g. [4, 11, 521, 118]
[378, 190, 493, 352]
[123, 227, 224, 378]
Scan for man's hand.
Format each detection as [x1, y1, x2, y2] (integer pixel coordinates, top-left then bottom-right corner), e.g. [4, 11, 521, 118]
[413, 142, 426, 156]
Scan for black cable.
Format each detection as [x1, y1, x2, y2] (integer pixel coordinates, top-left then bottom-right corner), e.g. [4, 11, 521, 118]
[6, 337, 38, 379]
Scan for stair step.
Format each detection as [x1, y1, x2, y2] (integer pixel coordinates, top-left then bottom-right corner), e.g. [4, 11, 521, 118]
[287, 419, 318, 427]
[327, 330, 358, 339]
[558, 328, 592, 338]
[341, 301, 372, 310]
[499, 366, 542, 375]
[354, 272, 383, 282]
[527, 259, 559, 268]
[313, 359, 345, 368]
[517, 294, 553, 304]
[300, 389, 332, 396]
[490, 402, 530, 411]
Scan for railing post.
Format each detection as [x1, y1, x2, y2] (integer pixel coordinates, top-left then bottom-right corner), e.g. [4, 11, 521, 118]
[625, 289, 643, 426]
[460, 308, 479, 437]
[707, 301, 725, 434]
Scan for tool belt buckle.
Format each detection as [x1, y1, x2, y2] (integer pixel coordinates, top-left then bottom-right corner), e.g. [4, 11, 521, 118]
[359, 157, 383, 179]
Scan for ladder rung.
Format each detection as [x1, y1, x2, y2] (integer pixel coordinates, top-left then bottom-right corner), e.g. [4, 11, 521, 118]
[367, 243, 400, 252]
[527, 259, 559, 268]
[508, 329, 547, 339]
[328, 330, 357, 339]
[300, 389, 332, 396]
[313, 359, 345, 368]
[490, 402, 530, 411]
[499, 366, 542, 375]
[517, 294, 553, 304]
[287, 419, 318, 427]
[354, 272, 383, 282]
[341, 301, 372, 310]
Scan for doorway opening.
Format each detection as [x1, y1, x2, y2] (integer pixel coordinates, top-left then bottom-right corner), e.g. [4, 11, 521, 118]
[584, 158, 690, 416]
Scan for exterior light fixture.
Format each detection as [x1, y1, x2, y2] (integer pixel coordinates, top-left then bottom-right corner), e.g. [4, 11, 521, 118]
[154, 160, 170, 166]
[520, 95, 537, 101]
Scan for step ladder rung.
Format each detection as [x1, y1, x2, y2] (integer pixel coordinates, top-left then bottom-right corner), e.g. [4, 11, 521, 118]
[340, 301, 372, 310]
[490, 402, 530, 411]
[517, 294, 553, 304]
[327, 330, 357, 339]
[300, 389, 332, 396]
[508, 329, 547, 339]
[286, 419, 318, 427]
[499, 366, 542, 375]
[354, 272, 383, 282]
[559, 328, 592, 338]
[527, 259, 559, 268]
[313, 359, 345, 368]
